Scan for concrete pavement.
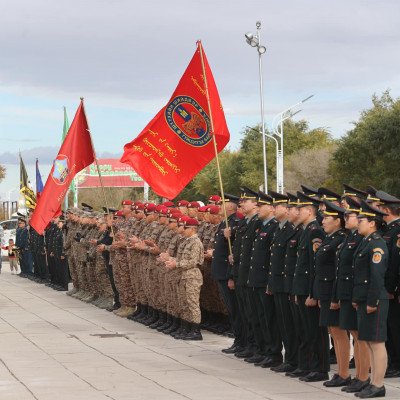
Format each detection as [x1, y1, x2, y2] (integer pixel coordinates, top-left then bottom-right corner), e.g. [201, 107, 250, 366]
[0, 263, 399, 400]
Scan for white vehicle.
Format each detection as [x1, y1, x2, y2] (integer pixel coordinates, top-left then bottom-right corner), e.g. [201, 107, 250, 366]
[0, 219, 18, 257]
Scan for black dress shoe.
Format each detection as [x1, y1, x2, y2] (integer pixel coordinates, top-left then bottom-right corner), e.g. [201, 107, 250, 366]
[300, 371, 329, 382]
[286, 368, 310, 378]
[271, 363, 297, 373]
[356, 384, 385, 398]
[323, 374, 351, 387]
[343, 378, 370, 393]
[247, 355, 265, 364]
[234, 349, 253, 358]
[222, 344, 242, 354]
[260, 358, 283, 368]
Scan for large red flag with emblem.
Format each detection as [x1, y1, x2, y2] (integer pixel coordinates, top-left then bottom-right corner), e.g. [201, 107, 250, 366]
[30, 100, 95, 234]
[120, 42, 230, 199]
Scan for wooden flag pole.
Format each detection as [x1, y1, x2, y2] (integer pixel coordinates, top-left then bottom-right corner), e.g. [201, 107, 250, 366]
[80, 98, 115, 237]
[197, 41, 232, 255]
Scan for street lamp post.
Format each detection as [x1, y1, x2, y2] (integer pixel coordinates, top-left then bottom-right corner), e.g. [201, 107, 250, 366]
[245, 21, 268, 192]
[272, 95, 314, 193]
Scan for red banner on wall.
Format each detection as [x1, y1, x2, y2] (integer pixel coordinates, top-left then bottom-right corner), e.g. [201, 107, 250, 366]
[76, 158, 144, 188]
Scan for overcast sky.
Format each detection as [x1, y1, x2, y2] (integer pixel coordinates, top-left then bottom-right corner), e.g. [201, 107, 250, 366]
[1, 0, 400, 198]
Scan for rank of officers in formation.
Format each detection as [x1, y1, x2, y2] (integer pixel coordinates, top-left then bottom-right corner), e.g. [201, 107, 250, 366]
[15, 183, 400, 399]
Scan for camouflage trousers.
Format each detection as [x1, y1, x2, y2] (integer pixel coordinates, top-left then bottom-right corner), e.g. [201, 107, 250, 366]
[164, 269, 181, 317]
[200, 261, 227, 315]
[95, 255, 113, 298]
[131, 253, 147, 305]
[114, 251, 135, 307]
[178, 268, 203, 324]
[67, 252, 79, 289]
[76, 261, 89, 291]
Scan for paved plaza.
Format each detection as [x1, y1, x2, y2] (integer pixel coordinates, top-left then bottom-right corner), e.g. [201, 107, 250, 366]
[0, 263, 399, 400]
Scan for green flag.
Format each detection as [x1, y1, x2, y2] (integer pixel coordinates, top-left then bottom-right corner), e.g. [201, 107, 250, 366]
[20, 153, 36, 209]
[62, 106, 70, 141]
[62, 107, 76, 210]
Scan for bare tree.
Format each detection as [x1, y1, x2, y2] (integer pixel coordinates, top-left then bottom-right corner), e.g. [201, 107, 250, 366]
[284, 146, 337, 192]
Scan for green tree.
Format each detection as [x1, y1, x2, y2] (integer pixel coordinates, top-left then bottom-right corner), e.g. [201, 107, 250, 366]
[329, 90, 400, 195]
[238, 120, 334, 191]
[177, 150, 242, 202]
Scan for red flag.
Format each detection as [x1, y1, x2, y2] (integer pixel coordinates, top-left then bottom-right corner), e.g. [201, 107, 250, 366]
[30, 100, 95, 234]
[120, 42, 230, 199]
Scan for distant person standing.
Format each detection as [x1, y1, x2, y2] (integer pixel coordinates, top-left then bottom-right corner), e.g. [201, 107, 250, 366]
[0, 224, 4, 273]
[16, 217, 29, 276]
[1, 239, 19, 274]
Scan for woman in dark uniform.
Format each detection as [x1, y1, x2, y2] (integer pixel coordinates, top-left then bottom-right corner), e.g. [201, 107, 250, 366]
[313, 201, 346, 385]
[328, 197, 370, 392]
[352, 200, 389, 398]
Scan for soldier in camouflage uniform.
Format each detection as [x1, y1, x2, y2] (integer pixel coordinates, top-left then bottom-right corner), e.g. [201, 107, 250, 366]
[165, 217, 204, 340]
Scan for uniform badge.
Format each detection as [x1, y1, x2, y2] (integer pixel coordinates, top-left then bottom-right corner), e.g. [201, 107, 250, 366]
[372, 252, 382, 264]
[312, 238, 322, 252]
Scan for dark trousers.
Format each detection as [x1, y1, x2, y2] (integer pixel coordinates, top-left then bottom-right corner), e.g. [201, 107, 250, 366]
[290, 296, 309, 370]
[48, 255, 57, 283]
[386, 298, 400, 369]
[274, 292, 298, 366]
[55, 257, 69, 289]
[235, 284, 255, 350]
[297, 296, 329, 372]
[106, 263, 120, 305]
[217, 280, 245, 346]
[248, 287, 282, 358]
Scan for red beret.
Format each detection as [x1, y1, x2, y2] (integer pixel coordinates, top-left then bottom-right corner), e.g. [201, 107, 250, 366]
[208, 195, 221, 204]
[185, 217, 199, 227]
[144, 203, 157, 213]
[198, 206, 208, 212]
[187, 201, 200, 209]
[169, 211, 182, 221]
[178, 215, 190, 225]
[133, 204, 145, 211]
[162, 201, 175, 208]
[115, 210, 124, 217]
[207, 205, 220, 215]
[156, 205, 169, 215]
[121, 200, 133, 206]
[133, 201, 143, 206]
[177, 200, 189, 207]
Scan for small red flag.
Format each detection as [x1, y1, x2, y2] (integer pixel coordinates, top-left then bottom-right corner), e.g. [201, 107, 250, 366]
[30, 100, 95, 234]
[120, 42, 230, 199]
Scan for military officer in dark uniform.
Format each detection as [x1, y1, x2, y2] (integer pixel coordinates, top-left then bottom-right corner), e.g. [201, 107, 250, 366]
[229, 187, 260, 359]
[210, 194, 244, 354]
[16, 218, 29, 276]
[246, 191, 280, 367]
[318, 187, 342, 206]
[341, 184, 367, 208]
[312, 201, 347, 387]
[352, 200, 389, 398]
[332, 196, 370, 393]
[375, 190, 400, 379]
[53, 217, 69, 290]
[301, 185, 323, 225]
[284, 193, 308, 378]
[267, 191, 298, 373]
[292, 191, 327, 382]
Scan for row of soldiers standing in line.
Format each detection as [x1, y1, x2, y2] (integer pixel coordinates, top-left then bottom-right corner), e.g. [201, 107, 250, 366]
[216, 184, 399, 399]
[15, 183, 400, 398]
[63, 199, 230, 341]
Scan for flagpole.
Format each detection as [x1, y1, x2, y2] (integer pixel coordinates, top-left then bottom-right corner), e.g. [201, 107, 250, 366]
[197, 41, 232, 255]
[80, 98, 115, 235]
